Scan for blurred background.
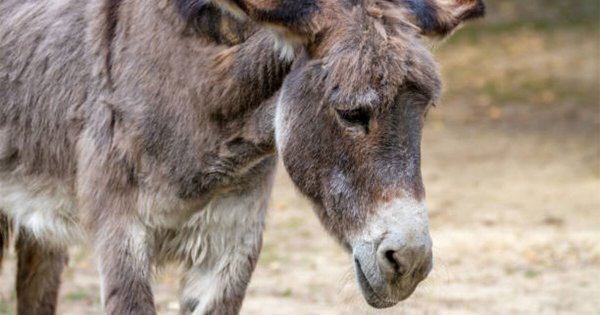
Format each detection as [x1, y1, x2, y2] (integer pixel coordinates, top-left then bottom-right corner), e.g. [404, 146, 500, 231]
[1, 0, 599, 314]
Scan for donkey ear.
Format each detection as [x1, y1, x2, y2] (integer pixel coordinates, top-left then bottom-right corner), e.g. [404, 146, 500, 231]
[402, 0, 485, 37]
[175, 0, 319, 33]
[174, 0, 320, 54]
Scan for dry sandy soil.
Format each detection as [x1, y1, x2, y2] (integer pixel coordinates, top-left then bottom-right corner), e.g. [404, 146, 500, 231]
[1, 11, 599, 315]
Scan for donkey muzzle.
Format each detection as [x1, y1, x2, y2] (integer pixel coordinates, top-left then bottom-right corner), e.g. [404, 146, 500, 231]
[351, 199, 432, 308]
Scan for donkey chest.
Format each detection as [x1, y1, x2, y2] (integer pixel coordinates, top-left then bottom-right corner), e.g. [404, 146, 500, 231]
[138, 157, 277, 229]
[151, 183, 271, 266]
[0, 157, 274, 248]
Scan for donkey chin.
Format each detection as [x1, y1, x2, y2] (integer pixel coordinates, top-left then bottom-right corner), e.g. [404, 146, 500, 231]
[349, 199, 433, 308]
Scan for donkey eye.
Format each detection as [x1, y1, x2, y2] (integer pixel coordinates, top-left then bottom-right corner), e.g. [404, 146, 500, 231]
[335, 108, 371, 131]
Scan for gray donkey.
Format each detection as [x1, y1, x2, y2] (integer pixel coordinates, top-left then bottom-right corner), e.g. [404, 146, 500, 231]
[0, 0, 484, 314]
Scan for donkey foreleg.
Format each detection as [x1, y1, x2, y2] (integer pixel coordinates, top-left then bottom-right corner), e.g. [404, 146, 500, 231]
[92, 215, 155, 315]
[77, 108, 157, 314]
[179, 233, 263, 315]
[16, 228, 68, 315]
[178, 188, 270, 315]
[79, 178, 155, 314]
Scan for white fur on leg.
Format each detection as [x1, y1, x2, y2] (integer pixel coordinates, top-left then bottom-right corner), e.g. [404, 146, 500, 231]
[175, 186, 270, 314]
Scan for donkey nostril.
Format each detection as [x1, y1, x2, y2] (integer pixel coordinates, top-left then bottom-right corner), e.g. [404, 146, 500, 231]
[385, 250, 406, 277]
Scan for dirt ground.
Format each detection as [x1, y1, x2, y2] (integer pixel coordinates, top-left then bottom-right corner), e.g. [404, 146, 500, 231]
[1, 4, 599, 315]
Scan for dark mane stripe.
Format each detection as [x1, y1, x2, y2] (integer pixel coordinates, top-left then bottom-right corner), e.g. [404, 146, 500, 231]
[173, 0, 210, 20]
[104, 0, 122, 86]
[246, 0, 319, 25]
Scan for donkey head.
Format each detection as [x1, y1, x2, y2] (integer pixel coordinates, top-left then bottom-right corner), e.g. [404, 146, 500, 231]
[274, 0, 484, 308]
[178, 0, 484, 308]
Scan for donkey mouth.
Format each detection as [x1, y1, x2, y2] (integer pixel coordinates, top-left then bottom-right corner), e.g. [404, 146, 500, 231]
[354, 259, 398, 309]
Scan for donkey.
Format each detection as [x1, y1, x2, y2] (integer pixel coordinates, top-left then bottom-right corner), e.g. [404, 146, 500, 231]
[0, 0, 484, 314]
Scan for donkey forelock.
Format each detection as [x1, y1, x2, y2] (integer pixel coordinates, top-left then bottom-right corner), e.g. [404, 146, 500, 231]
[287, 0, 445, 116]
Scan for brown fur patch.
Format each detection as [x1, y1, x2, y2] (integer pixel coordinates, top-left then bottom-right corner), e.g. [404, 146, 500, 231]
[16, 228, 68, 315]
[0, 212, 8, 268]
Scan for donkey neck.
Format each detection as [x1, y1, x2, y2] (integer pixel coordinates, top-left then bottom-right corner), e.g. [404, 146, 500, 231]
[89, 0, 292, 117]
[85, 0, 293, 199]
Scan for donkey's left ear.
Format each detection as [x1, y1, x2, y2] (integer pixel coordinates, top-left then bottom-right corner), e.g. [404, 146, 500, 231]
[401, 0, 485, 37]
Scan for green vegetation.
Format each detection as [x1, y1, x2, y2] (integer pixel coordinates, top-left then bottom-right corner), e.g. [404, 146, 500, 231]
[0, 302, 13, 315]
[66, 290, 89, 302]
[448, 0, 599, 42]
[434, 0, 599, 119]
[484, 0, 598, 27]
